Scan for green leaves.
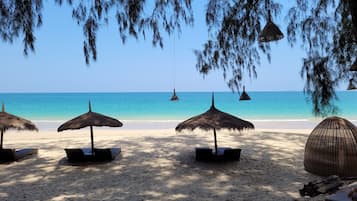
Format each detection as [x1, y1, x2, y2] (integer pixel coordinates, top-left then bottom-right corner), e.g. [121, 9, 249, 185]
[1, 0, 356, 117]
[1, 0, 193, 64]
[301, 56, 338, 116]
[287, 0, 356, 116]
[0, 0, 43, 55]
[195, 0, 280, 92]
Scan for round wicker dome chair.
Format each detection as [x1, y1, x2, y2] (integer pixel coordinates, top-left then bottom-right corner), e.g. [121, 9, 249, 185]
[304, 116, 357, 177]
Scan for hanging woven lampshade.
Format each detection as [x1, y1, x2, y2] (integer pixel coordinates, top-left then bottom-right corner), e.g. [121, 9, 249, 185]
[350, 59, 357, 71]
[304, 116, 357, 177]
[239, 86, 251, 101]
[170, 88, 179, 101]
[258, 0, 284, 42]
[259, 19, 284, 42]
[347, 79, 357, 90]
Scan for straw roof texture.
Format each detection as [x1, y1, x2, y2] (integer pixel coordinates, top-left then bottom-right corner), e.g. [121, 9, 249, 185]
[175, 98, 254, 131]
[57, 111, 122, 131]
[0, 104, 38, 131]
[304, 116, 357, 177]
[0, 103, 38, 149]
[57, 102, 122, 132]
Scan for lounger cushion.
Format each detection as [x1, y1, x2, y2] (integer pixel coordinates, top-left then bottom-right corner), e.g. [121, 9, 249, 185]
[217, 147, 231, 156]
[109, 148, 121, 159]
[325, 184, 357, 201]
[94, 148, 121, 161]
[15, 149, 38, 160]
[0, 148, 38, 162]
[81, 148, 93, 156]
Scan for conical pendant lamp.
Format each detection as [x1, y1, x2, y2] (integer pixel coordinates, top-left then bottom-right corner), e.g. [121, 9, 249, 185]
[239, 86, 251, 101]
[170, 34, 179, 101]
[170, 88, 179, 101]
[347, 79, 357, 90]
[258, 0, 284, 42]
[350, 59, 357, 71]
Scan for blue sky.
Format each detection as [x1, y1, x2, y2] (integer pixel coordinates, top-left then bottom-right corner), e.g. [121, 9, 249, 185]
[0, 1, 308, 93]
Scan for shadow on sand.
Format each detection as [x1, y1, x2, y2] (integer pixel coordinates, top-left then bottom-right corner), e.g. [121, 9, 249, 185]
[0, 130, 320, 201]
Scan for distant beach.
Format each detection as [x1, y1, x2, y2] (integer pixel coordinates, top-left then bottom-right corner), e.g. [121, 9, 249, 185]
[33, 119, 331, 131]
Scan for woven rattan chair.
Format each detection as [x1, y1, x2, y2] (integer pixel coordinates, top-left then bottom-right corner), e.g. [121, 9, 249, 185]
[304, 116, 357, 177]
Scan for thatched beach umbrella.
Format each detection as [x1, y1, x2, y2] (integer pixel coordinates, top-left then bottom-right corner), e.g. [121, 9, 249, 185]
[0, 103, 38, 149]
[176, 94, 254, 154]
[57, 102, 123, 155]
[304, 116, 357, 177]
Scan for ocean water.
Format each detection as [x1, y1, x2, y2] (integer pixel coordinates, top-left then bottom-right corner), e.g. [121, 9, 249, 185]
[0, 91, 356, 122]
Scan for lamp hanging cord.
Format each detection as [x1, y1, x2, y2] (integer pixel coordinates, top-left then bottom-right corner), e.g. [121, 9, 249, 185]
[173, 32, 176, 88]
[266, 0, 272, 21]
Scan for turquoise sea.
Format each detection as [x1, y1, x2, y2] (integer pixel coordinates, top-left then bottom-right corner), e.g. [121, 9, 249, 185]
[0, 91, 356, 122]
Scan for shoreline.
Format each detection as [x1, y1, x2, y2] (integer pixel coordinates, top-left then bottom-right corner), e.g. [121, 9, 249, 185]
[32, 118, 357, 131]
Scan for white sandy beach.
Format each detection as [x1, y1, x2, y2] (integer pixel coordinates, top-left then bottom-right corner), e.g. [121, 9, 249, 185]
[0, 121, 328, 201]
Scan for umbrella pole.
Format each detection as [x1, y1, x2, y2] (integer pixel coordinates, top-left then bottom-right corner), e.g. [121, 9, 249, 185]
[213, 128, 218, 155]
[90, 126, 94, 155]
[0, 129, 3, 149]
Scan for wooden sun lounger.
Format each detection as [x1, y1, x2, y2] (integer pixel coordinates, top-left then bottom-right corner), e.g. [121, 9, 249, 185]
[195, 147, 241, 162]
[64, 148, 88, 162]
[94, 148, 121, 161]
[0, 148, 38, 163]
[223, 148, 241, 161]
[64, 148, 121, 163]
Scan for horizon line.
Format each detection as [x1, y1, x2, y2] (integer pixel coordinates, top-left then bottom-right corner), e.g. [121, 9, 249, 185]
[0, 90, 310, 94]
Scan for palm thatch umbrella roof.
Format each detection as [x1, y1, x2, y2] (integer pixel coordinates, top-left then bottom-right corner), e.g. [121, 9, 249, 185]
[175, 99, 254, 131]
[57, 106, 122, 130]
[0, 103, 38, 149]
[304, 116, 357, 177]
[239, 86, 251, 101]
[176, 94, 254, 154]
[57, 101, 123, 154]
[259, 19, 284, 42]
